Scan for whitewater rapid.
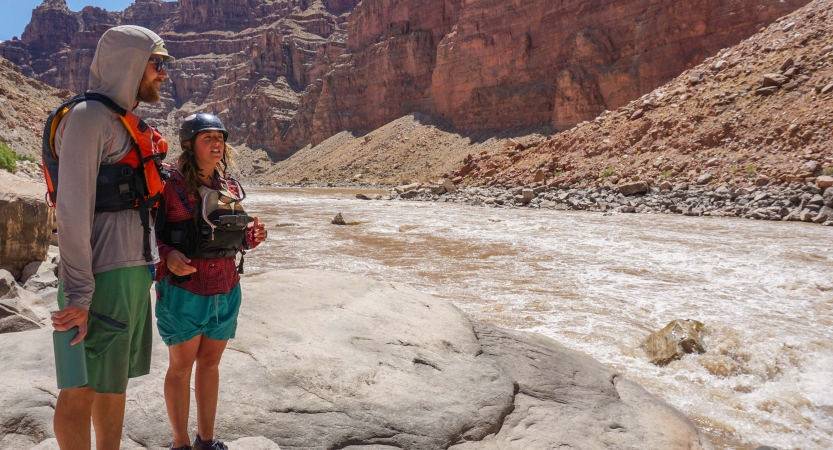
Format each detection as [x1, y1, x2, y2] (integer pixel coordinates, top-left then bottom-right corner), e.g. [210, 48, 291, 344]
[242, 187, 833, 450]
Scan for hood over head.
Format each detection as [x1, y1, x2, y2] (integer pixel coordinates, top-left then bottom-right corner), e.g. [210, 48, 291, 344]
[88, 25, 174, 111]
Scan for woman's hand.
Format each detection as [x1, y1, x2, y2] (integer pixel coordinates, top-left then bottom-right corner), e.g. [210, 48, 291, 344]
[166, 250, 197, 276]
[252, 216, 267, 243]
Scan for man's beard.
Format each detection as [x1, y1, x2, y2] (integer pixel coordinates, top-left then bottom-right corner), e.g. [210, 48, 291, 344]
[138, 79, 160, 103]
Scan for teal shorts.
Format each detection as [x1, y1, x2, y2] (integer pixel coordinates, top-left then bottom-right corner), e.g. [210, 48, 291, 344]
[155, 278, 242, 347]
[57, 265, 154, 394]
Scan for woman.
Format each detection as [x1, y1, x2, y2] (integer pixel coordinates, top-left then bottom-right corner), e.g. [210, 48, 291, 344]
[154, 113, 267, 450]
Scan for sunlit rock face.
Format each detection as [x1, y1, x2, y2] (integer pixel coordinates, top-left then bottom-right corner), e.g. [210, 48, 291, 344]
[0, 0, 810, 161]
[288, 0, 812, 148]
[0, 0, 356, 159]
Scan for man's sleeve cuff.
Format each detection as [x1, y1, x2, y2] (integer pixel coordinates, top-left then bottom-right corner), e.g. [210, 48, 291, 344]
[65, 298, 91, 311]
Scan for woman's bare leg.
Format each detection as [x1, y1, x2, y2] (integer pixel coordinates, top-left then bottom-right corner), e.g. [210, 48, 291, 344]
[194, 336, 228, 441]
[165, 335, 201, 447]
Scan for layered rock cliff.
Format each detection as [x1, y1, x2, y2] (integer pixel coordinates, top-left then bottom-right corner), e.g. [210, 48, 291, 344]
[286, 0, 812, 150]
[0, 0, 358, 159]
[1, 0, 812, 163]
[459, 0, 833, 191]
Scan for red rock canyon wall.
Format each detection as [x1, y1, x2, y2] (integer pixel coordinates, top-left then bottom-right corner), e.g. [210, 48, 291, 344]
[289, 0, 812, 149]
[0, 0, 358, 158]
[1, 0, 811, 160]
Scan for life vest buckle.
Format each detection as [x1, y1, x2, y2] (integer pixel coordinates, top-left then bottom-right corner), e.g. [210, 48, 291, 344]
[118, 182, 136, 203]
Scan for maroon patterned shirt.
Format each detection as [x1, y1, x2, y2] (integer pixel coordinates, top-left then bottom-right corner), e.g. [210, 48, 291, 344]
[154, 170, 259, 296]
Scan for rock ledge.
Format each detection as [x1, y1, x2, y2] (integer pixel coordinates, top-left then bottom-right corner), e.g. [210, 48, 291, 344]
[0, 270, 712, 449]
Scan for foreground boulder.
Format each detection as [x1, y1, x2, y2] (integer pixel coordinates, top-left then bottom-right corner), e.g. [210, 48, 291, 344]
[641, 319, 707, 366]
[0, 171, 53, 279]
[20, 261, 58, 284]
[0, 269, 50, 335]
[21, 271, 59, 294]
[0, 270, 712, 449]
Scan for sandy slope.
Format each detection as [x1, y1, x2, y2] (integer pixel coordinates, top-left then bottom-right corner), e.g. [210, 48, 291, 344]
[256, 112, 552, 185]
[0, 57, 67, 160]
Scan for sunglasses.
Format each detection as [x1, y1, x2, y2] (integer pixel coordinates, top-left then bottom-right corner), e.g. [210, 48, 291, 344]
[148, 57, 165, 73]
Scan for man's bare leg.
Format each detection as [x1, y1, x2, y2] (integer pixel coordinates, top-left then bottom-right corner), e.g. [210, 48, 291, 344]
[91, 393, 127, 450]
[54, 387, 95, 450]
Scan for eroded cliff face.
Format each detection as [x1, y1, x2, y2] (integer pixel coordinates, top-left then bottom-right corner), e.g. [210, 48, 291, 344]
[289, 0, 812, 149]
[1, 0, 812, 162]
[458, 0, 833, 191]
[0, 0, 358, 159]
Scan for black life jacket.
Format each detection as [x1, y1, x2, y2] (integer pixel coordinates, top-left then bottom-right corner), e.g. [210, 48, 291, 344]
[41, 93, 169, 262]
[159, 171, 253, 273]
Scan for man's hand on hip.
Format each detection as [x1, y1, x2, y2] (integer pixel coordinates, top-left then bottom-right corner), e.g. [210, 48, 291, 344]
[52, 306, 89, 345]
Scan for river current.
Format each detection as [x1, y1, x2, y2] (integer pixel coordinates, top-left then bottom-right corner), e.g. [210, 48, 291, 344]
[241, 186, 833, 450]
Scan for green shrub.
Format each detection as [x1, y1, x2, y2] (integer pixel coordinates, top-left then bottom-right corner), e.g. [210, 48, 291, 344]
[0, 142, 38, 173]
[17, 153, 36, 163]
[659, 169, 672, 179]
[0, 142, 16, 173]
[745, 165, 756, 174]
[601, 167, 616, 177]
[824, 167, 833, 176]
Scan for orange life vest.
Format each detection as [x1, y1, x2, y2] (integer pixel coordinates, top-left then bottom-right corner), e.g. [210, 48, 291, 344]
[41, 93, 169, 261]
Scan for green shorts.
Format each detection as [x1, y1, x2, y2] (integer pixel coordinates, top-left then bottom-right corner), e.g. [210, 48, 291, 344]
[155, 278, 241, 347]
[57, 265, 154, 394]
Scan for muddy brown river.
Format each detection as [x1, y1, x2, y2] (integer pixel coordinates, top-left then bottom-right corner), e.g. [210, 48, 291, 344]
[241, 186, 833, 450]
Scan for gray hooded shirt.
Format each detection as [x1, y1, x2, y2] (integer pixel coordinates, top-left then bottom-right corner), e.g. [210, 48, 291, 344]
[55, 26, 168, 309]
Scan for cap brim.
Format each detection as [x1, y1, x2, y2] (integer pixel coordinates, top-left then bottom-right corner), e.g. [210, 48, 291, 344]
[151, 43, 175, 62]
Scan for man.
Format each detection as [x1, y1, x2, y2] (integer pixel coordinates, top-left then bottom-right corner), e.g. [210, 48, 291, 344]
[50, 25, 174, 450]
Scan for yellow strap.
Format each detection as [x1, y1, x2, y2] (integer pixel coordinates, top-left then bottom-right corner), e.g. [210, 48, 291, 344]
[117, 115, 139, 142]
[49, 107, 70, 159]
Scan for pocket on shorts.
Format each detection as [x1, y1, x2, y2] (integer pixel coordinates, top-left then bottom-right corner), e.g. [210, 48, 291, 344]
[85, 312, 128, 359]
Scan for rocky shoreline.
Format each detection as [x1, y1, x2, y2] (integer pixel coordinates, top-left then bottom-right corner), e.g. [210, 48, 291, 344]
[389, 179, 833, 225]
[256, 177, 833, 225]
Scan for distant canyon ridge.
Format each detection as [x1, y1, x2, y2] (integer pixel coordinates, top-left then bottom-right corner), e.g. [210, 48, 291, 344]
[1, 0, 812, 160]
